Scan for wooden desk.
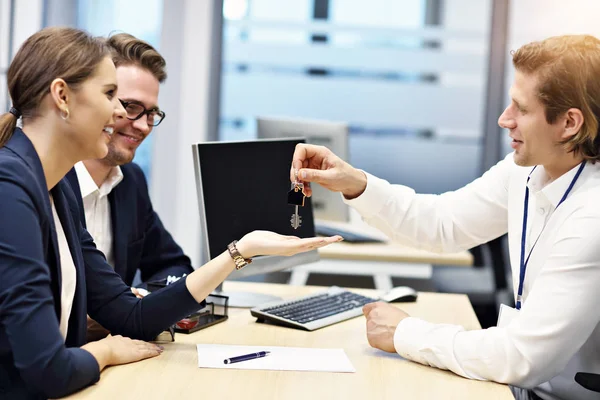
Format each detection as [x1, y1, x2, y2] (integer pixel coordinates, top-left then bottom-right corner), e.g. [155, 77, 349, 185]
[288, 241, 474, 290]
[315, 217, 473, 266]
[66, 282, 511, 400]
[318, 241, 473, 266]
[290, 218, 475, 290]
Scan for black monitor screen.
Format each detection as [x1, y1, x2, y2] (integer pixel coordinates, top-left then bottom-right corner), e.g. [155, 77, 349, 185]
[194, 139, 316, 259]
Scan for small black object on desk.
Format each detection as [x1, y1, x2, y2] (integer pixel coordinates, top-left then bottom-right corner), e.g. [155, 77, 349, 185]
[147, 278, 229, 335]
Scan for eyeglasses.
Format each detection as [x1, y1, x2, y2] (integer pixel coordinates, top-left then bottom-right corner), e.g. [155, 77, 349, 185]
[119, 99, 166, 127]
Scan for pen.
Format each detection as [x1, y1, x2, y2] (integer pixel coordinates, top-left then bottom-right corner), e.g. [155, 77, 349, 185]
[223, 351, 271, 364]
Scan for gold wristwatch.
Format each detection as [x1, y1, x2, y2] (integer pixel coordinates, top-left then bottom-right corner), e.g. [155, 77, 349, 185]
[227, 240, 252, 270]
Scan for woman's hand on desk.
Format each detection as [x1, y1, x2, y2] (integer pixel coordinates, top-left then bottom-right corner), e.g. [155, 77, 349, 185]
[236, 230, 343, 258]
[363, 302, 410, 353]
[82, 334, 163, 371]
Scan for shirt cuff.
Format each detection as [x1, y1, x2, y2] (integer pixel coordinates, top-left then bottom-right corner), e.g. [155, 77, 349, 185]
[394, 317, 468, 376]
[343, 172, 414, 220]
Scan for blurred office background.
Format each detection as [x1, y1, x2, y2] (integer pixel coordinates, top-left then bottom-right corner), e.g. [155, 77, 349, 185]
[2, 0, 600, 324]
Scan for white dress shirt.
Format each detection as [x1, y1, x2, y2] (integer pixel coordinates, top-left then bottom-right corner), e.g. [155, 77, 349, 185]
[74, 161, 123, 267]
[50, 196, 77, 341]
[344, 153, 600, 400]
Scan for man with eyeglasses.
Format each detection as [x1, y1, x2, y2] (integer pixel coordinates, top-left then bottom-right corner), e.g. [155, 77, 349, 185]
[65, 33, 193, 341]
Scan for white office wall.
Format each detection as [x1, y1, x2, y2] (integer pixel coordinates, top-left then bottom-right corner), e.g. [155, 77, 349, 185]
[509, 0, 600, 42]
[502, 0, 600, 153]
[330, 0, 424, 28]
[0, 0, 10, 113]
[77, 0, 163, 46]
[45, 0, 77, 27]
[152, 0, 218, 267]
[443, 0, 490, 31]
[11, 0, 43, 55]
[0, 0, 43, 113]
[0, 0, 10, 68]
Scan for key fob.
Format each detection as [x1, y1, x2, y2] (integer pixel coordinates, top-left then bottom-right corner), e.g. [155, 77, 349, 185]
[288, 183, 305, 206]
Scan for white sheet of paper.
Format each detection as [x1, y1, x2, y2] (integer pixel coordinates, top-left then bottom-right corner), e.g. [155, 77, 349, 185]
[196, 344, 356, 373]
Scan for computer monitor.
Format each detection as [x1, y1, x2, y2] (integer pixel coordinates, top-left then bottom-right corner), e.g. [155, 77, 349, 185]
[257, 116, 350, 223]
[192, 138, 320, 307]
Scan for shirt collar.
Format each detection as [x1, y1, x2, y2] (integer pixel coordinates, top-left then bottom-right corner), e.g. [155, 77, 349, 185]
[526, 162, 585, 208]
[74, 161, 123, 199]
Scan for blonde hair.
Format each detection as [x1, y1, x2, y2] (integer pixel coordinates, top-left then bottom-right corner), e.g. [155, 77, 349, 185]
[512, 35, 600, 161]
[106, 33, 166, 83]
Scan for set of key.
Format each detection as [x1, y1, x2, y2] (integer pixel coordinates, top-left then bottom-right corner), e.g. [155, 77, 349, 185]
[288, 178, 305, 230]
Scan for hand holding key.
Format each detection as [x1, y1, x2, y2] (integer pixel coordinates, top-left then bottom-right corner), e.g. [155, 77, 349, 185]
[290, 143, 367, 200]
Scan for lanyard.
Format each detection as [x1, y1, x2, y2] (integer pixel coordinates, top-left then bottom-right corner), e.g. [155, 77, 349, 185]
[516, 161, 586, 310]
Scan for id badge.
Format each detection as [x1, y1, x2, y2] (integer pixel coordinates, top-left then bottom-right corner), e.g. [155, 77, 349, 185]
[497, 304, 519, 328]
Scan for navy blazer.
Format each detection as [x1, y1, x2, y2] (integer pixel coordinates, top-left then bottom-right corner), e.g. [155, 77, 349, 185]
[65, 162, 193, 287]
[0, 129, 201, 399]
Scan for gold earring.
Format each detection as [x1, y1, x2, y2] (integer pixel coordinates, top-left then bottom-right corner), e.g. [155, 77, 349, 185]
[61, 108, 70, 121]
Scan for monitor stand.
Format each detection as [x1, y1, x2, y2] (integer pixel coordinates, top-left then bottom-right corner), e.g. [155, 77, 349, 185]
[213, 283, 281, 308]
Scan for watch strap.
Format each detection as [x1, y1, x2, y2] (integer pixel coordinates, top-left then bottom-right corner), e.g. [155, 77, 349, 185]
[227, 240, 252, 270]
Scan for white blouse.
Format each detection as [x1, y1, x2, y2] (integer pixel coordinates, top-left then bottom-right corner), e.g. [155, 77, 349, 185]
[50, 195, 77, 341]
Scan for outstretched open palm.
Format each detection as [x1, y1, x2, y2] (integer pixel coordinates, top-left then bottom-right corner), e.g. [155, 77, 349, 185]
[239, 230, 342, 258]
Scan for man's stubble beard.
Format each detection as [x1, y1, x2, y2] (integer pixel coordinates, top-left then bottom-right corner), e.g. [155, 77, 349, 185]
[103, 141, 134, 167]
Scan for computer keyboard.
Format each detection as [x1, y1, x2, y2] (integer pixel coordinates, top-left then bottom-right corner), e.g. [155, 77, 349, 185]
[314, 224, 384, 243]
[250, 286, 379, 331]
